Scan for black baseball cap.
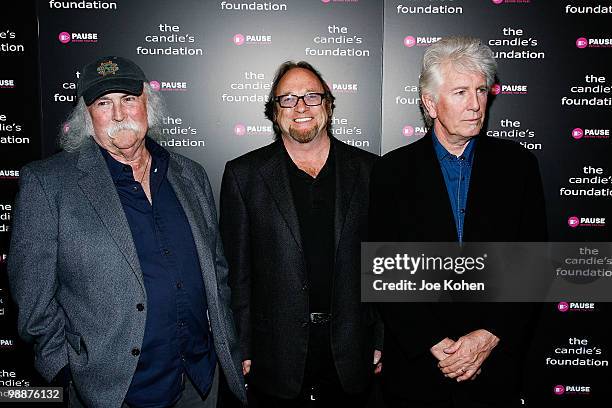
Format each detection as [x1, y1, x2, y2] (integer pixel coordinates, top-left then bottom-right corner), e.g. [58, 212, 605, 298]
[77, 56, 147, 105]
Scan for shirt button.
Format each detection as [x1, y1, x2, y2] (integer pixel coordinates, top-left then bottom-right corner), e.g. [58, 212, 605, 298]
[131, 348, 140, 356]
[163, 249, 170, 256]
[136, 303, 144, 311]
[302, 282, 308, 291]
[176, 281, 183, 289]
[132, 186, 138, 191]
[178, 320, 185, 327]
[460, 209, 465, 214]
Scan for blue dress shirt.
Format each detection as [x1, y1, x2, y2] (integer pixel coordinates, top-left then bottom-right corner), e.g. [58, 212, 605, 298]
[100, 138, 216, 407]
[432, 131, 476, 243]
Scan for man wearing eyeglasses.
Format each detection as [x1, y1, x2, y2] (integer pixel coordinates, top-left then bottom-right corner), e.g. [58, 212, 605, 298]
[220, 61, 382, 406]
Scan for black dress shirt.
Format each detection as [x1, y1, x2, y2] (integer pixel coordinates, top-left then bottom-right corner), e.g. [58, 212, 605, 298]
[285, 142, 340, 390]
[285, 143, 336, 314]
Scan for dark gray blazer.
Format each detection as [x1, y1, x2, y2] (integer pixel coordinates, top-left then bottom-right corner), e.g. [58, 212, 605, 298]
[219, 138, 382, 399]
[8, 137, 247, 407]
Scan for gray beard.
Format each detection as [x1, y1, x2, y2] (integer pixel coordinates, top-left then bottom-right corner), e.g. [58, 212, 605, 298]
[288, 125, 319, 144]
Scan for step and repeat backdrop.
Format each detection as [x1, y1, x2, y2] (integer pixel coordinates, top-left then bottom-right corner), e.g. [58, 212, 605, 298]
[1, 0, 611, 406]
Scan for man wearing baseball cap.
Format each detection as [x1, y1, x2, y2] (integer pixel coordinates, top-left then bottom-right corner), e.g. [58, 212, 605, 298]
[8, 56, 247, 407]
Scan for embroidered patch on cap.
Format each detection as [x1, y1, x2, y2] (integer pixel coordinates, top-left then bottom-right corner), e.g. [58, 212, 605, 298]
[96, 60, 119, 76]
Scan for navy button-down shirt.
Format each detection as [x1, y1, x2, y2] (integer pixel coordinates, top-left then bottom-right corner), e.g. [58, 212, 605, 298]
[100, 138, 216, 407]
[432, 131, 476, 243]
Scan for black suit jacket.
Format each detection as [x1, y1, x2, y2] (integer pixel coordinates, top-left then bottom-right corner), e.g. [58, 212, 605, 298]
[369, 132, 547, 405]
[220, 137, 380, 398]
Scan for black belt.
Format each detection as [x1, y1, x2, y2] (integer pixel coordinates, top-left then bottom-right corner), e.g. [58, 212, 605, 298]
[309, 312, 331, 324]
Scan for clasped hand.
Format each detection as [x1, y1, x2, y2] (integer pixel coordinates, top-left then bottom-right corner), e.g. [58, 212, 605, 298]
[430, 329, 499, 382]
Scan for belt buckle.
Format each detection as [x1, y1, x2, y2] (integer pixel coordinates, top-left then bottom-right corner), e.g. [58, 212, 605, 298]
[309, 312, 331, 324]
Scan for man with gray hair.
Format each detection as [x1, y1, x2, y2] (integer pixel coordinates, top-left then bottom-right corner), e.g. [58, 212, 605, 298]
[8, 56, 247, 407]
[370, 37, 546, 406]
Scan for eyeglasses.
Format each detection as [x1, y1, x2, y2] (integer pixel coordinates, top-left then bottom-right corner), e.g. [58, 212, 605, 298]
[275, 93, 326, 108]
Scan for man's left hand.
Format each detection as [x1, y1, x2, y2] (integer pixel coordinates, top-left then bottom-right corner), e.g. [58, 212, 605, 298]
[373, 349, 382, 375]
[438, 329, 499, 382]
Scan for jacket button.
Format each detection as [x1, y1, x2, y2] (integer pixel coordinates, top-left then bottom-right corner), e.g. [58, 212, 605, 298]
[136, 303, 145, 311]
[131, 348, 140, 356]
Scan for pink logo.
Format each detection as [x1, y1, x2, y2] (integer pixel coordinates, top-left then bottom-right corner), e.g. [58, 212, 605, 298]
[62, 122, 70, 134]
[322, 0, 331, 3]
[234, 124, 246, 136]
[402, 126, 414, 137]
[557, 302, 569, 312]
[571, 128, 583, 140]
[576, 37, 588, 49]
[149, 81, 160, 91]
[490, 84, 501, 95]
[403, 36, 416, 48]
[58, 32, 71, 44]
[233, 34, 245, 46]
[492, 0, 504, 4]
[568, 216, 580, 228]
[554, 385, 565, 395]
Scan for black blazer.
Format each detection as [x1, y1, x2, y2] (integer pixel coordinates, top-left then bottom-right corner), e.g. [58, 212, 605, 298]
[220, 137, 380, 398]
[369, 132, 547, 404]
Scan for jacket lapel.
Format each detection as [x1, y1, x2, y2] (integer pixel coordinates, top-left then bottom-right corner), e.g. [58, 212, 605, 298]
[166, 158, 218, 294]
[259, 142, 304, 253]
[422, 132, 458, 242]
[333, 140, 358, 258]
[76, 138, 145, 292]
[463, 136, 490, 241]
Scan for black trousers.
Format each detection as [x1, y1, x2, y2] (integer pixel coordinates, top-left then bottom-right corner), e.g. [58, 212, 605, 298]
[250, 322, 368, 408]
[383, 391, 522, 408]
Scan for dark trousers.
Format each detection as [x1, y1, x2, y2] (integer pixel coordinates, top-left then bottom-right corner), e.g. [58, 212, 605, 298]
[116, 366, 219, 408]
[383, 393, 521, 408]
[250, 322, 368, 408]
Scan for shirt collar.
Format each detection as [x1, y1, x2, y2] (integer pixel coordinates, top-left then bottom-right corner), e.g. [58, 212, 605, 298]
[99, 136, 169, 183]
[283, 136, 336, 181]
[432, 129, 476, 164]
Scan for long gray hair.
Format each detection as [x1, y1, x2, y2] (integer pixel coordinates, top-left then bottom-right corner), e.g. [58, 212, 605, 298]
[59, 82, 166, 152]
[419, 36, 497, 128]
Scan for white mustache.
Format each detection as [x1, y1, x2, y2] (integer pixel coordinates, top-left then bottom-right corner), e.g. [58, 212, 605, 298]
[106, 121, 142, 139]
